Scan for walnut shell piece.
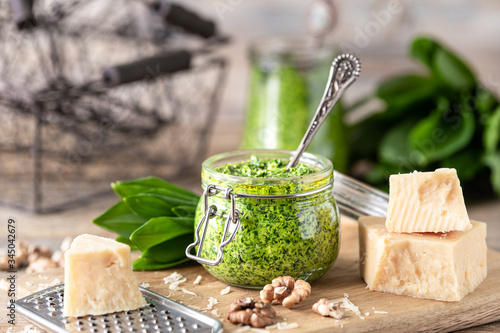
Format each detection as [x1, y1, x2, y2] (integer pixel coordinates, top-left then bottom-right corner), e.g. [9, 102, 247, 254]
[260, 276, 312, 309]
[228, 297, 276, 328]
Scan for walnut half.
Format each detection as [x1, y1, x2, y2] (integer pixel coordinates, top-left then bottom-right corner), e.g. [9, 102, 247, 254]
[228, 297, 276, 328]
[260, 276, 311, 309]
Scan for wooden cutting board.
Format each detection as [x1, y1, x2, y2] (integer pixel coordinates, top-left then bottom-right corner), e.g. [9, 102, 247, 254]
[12, 219, 500, 333]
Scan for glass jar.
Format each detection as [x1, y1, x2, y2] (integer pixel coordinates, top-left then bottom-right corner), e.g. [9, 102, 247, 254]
[241, 38, 349, 173]
[186, 150, 340, 288]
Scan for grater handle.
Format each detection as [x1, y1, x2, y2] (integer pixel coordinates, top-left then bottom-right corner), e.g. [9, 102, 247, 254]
[151, 1, 217, 39]
[102, 50, 191, 87]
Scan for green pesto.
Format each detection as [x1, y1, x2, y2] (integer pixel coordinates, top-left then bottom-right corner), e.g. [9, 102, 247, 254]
[215, 156, 316, 178]
[195, 157, 340, 288]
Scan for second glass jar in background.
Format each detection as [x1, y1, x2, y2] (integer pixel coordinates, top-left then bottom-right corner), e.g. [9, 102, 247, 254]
[241, 38, 349, 173]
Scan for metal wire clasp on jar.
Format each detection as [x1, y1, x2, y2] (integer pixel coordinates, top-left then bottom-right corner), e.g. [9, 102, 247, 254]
[186, 184, 242, 266]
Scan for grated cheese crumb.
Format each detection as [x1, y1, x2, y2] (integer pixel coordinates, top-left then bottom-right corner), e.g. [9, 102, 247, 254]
[193, 275, 203, 285]
[364, 312, 370, 316]
[374, 310, 388, 315]
[181, 287, 198, 296]
[250, 328, 270, 333]
[265, 324, 279, 330]
[278, 322, 299, 330]
[140, 282, 150, 288]
[211, 309, 222, 317]
[163, 271, 185, 284]
[38, 279, 61, 291]
[189, 305, 203, 310]
[204, 297, 219, 310]
[341, 298, 361, 316]
[220, 286, 231, 295]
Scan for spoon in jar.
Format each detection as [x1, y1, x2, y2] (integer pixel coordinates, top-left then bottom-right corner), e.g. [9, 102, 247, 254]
[286, 53, 361, 170]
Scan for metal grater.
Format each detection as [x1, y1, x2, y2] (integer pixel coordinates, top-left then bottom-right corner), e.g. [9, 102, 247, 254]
[16, 285, 223, 333]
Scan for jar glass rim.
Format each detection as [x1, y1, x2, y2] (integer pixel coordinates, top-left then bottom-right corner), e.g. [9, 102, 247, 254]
[202, 149, 333, 187]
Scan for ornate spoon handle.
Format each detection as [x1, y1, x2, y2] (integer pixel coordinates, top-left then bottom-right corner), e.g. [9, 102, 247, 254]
[287, 53, 361, 170]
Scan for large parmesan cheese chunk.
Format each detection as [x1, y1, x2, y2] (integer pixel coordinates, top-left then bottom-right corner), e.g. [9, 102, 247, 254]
[63, 234, 147, 317]
[359, 216, 487, 302]
[386, 168, 471, 232]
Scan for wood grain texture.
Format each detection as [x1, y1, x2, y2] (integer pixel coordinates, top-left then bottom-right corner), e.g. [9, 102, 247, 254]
[6, 220, 500, 333]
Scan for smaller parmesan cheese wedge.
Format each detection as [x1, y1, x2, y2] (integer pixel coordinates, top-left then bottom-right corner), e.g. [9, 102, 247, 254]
[386, 168, 471, 233]
[359, 216, 487, 302]
[63, 234, 147, 317]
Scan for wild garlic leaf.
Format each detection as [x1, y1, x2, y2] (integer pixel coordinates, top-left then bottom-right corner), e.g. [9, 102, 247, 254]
[409, 98, 475, 165]
[433, 47, 476, 90]
[130, 217, 193, 252]
[112, 177, 199, 200]
[132, 256, 189, 271]
[483, 106, 500, 155]
[411, 37, 475, 90]
[378, 120, 416, 167]
[115, 236, 138, 252]
[92, 201, 147, 238]
[137, 234, 194, 264]
[484, 153, 500, 197]
[172, 205, 197, 217]
[124, 194, 195, 220]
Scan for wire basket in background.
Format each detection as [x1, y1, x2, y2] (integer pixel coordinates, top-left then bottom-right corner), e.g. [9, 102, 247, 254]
[0, 0, 227, 212]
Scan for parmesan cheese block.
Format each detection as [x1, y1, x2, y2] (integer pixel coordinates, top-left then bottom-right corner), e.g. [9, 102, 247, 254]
[63, 234, 147, 317]
[386, 168, 471, 233]
[359, 216, 487, 302]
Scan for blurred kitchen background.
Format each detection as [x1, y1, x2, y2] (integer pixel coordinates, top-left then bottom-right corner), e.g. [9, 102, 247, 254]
[0, 0, 499, 247]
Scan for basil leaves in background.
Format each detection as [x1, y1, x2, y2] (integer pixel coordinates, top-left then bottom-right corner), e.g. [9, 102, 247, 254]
[93, 177, 199, 270]
[349, 36, 500, 196]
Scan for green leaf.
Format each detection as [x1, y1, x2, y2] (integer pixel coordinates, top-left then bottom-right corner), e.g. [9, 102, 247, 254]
[378, 120, 416, 167]
[484, 153, 500, 196]
[115, 236, 139, 251]
[409, 98, 475, 165]
[410, 37, 475, 90]
[132, 256, 189, 271]
[92, 201, 147, 238]
[130, 217, 193, 251]
[132, 234, 194, 270]
[484, 106, 500, 155]
[112, 177, 199, 200]
[140, 188, 199, 204]
[476, 87, 498, 115]
[172, 205, 197, 217]
[376, 74, 438, 120]
[410, 37, 437, 68]
[124, 194, 196, 220]
[433, 47, 476, 90]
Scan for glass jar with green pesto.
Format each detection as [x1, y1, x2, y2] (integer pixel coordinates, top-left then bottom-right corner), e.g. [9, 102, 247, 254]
[186, 150, 340, 289]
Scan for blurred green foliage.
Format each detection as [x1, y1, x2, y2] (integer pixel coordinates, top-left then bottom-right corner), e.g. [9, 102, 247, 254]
[348, 36, 500, 197]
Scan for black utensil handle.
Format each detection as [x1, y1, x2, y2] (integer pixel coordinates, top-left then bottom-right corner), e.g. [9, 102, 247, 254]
[103, 50, 192, 87]
[9, 0, 36, 29]
[152, 1, 216, 39]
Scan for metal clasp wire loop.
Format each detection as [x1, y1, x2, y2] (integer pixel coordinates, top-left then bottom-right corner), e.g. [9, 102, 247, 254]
[185, 184, 241, 266]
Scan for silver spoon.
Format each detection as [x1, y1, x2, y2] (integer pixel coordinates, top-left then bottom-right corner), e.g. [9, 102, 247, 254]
[286, 53, 361, 170]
